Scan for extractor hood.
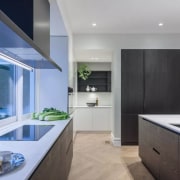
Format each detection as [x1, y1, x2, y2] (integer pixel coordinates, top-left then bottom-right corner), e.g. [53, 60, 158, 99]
[0, 10, 62, 71]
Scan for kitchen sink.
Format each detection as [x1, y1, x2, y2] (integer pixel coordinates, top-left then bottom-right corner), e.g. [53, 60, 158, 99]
[0, 125, 54, 141]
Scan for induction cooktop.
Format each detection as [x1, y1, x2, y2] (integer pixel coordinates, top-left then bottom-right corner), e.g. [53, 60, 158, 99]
[0, 125, 54, 141]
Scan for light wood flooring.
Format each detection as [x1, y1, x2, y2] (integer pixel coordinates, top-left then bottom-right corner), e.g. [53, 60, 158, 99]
[68, 133, 154, 180]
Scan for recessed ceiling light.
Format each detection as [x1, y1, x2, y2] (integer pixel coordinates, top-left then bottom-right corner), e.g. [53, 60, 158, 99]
[92, 23, 97, 27]
[158, 22, 164, 27]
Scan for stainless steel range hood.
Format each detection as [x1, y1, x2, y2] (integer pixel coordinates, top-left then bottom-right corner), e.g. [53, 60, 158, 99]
[0, 10, 62, 71]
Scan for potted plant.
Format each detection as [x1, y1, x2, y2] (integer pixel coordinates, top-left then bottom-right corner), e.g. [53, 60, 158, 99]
[78, 64, 91, 80]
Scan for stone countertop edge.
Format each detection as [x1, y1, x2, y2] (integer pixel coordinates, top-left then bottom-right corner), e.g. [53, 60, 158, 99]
[139, 114, 180, 134]
[0, 118, 72, 180]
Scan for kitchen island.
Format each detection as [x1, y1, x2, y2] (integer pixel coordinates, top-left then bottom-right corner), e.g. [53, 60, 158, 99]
[0, 117, 73, 180]
[139, 115, 180, 180]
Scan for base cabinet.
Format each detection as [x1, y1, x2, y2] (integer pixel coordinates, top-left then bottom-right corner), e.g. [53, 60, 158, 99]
[74, 107, 112, 131]
[30, 120, 73, 180]
[139, 119, 160, 179]
[74, 108, 93, 131]
[139, 118, 179, 180]
[93, 108, 111, 131]
[159, 127, 179, 180]
[121, 114, 138, 145]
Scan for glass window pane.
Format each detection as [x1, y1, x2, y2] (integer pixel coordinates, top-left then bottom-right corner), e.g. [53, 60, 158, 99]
[0, 60, 16, 120]
[23, 69, 35, 114]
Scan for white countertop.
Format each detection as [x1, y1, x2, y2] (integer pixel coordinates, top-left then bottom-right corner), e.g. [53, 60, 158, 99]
[75, 105, 112, 108]
[139, 114, 180, 134]
[0, 118, 72, 180]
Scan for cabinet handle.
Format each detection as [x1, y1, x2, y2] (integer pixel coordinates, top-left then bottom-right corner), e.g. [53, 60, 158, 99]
[153, 147, 160, 155]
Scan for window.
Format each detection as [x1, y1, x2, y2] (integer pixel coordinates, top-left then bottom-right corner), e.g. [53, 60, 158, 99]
[0, 59, 35, 126]
[0, 60, 16, 120]
[23, 69, 35, 114]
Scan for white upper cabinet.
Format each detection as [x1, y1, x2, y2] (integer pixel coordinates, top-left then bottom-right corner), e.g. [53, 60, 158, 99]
[74, 49, 112, 62]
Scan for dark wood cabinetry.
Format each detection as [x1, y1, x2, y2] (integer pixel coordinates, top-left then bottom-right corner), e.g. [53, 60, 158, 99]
[139, 119, 160, 179]
[30, 120, 73, 180]
[159, 127, 179, 180]
[121, 50, 144, 145]
[144, 50, 180, 114]
[78, 71, 111, 92]
[121, 114, 139, 145]
[139, 118, 179, 180]
[122, 49, 180, 145]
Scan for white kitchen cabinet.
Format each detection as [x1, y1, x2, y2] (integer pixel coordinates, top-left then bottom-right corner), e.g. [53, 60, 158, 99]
[74, 107, 112, 131]
[74, 108, 93, 131]
[93, 108, 111, 130]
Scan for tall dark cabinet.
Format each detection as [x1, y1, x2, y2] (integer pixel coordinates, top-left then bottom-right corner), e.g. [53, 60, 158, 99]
[121, 50, 144, 145]
[144, 50, 180, 114]
[121, 49, 180, 145]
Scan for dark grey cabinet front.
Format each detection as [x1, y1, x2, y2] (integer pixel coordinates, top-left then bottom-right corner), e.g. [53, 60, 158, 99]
[144, 50, 180, 114]
[121, 49, 144, 114]
[139, 118, 160, 179]
[30, 120, 73, 180]
[159, 127, 179, 180]
[139, 118, 179, 180]
[121, 49, 144, 145]
[122, 49, 180, 145]
[121, 114, 139, 145]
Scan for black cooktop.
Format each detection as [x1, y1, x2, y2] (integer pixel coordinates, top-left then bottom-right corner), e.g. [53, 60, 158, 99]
[0, 125, 54, 141]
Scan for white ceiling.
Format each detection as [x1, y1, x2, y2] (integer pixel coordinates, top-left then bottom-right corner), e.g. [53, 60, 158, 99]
[58, 0, 180, 34]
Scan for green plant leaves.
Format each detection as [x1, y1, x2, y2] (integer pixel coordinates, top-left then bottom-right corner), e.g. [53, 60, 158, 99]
[78, 64, 91, 80]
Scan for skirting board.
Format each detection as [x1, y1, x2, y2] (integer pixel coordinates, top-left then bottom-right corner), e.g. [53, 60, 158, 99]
[111, 132, 121, 147]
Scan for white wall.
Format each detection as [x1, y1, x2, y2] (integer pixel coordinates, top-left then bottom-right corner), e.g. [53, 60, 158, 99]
[36, 0, 74, 113]
[77, 62, 111, 71]
[53, 0, 75, 89]
[74, 33, 180, 145]
[38, 36, 68, 112]
[77, 92, 112, 106]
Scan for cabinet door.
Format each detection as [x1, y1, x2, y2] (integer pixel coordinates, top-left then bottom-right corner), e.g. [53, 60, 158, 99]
[66, 120, 73, 149]
[139, 118, 179, 180]
[139, 118, 160, 179]
[66, 140, 73, 178]
[92, 108, 112, 131]
[64, 120, 73, 178]
[145, 121, 160, 180]
[30, 132, 66, 180]
[74, 108, 93, 131]
[121, 49, 144, 114]
[121, 49, 144, 145]
[144, 50, 180, 114]
[159, 127, 179, 180]
[121, 114, 138, 145]
[139, 118, 149, 164]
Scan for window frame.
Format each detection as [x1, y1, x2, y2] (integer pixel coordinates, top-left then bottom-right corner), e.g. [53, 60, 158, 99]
[0, 66, 35, 127]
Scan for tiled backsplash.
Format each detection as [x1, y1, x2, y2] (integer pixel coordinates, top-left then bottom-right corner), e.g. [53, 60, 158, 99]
[76, 92, 112, 106]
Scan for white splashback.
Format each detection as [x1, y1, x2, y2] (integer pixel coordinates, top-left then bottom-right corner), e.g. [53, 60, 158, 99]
[77, 92, 112, 106]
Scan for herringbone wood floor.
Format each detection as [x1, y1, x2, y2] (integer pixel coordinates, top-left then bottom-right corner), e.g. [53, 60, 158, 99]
[68, 133, 154, 180]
